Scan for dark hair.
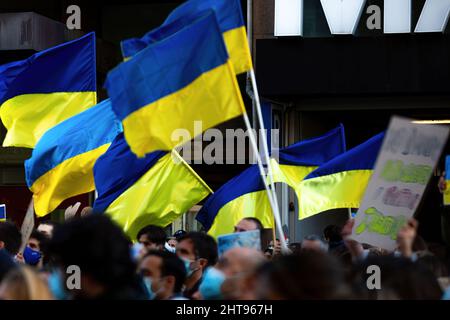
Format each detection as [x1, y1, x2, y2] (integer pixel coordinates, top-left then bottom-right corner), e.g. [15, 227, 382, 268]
[144, 250, 186, 293]
[323, 225, 343, 242]
[30, 230, 48, 244]
[178, 232, 218, 267]
[137, 225, 167, 246]
[242, 217, 263, 230]
[417, 254, 448, 279]
[173, 230, 187, 240]
[0, 222, 21, 255]
[255, 251, 348, 299]
[351, 256, 443, 300]
[48, 214, 144, 298]
[0, 249, 16, 282]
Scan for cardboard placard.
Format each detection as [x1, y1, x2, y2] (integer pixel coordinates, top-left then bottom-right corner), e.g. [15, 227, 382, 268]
[217, 230, 261, 256]
[19, 200, 35, 254]
[351, 117, 449, 250]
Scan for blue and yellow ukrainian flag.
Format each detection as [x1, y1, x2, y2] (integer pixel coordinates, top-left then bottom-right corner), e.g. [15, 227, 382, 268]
[0, 205, 5, 222]
[0, 33, 97, 148]
[93, 133, 212, 240]
[121, 0, 252, 75]
[272, 124, 346, 189]
[105, 12, 245, 158]
[24, 99, 121, 217]
[196, 126, 347, 238]
[298, 132, 385, 220]
[444, 156, 450, 205]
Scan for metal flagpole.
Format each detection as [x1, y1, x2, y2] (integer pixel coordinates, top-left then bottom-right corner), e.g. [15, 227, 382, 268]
[248, 69, 288, 253]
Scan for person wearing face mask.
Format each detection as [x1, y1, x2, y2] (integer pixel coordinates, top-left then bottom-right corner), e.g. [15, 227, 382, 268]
[139, 250, 187, 300]
[23, 230, 48, 268]
[175, 232, 218, 299]
[198, 266, 226, 300]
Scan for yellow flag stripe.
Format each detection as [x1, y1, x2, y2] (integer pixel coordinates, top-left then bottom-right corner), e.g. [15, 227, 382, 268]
[106, 151, 211, 240]
[31, 143, 110, 217]
[122, 61, 245, 157]
[0, 92, 97, 148]
[298, 170, 373, 220]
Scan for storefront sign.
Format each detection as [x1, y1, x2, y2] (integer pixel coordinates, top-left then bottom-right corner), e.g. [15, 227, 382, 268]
[275, 0, 450, 36]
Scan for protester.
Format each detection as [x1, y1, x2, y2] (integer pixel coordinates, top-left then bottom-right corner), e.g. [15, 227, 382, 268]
[0, 221, 21, 257]
[138, 250, 187, 300]
[351, 255, 443, 300]
[0, 249, 16, 284]
[48, 214, 147, 300]
[175, 232, 218, 299]
[0, 265, 53, 300]
[218, 247, 265, 300]
[22, 230, 48, 267]
[252, 250, 351, 299]
[300, 235, 329, 253]
[234, 217, 263, 233]
[323, 225, 347, 256]
[137, 225, 167, 252]
[165, 237, 178, 253]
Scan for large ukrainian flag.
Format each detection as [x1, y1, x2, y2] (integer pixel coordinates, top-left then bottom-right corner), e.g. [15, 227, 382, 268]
[105, 12, 245, 158]
[196, 126, 347, 238]
[93, 133, 212, 240]
[25, 99, 121, 217]
[121, 0, 252, 75]
[298, 132, 385, 220]
[0, 33, 97, 148]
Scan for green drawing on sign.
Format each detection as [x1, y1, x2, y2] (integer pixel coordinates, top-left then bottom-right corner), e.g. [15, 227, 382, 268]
[380, 160, 432, 185]
[355, 207, 407, 240]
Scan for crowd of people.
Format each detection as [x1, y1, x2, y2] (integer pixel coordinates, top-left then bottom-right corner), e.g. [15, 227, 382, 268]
[0, 208, 450, 300]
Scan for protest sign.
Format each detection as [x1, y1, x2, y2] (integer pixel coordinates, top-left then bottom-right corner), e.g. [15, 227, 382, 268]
[217, 230, 261, 256]
[19, 200, 35, 254]
[351, 117, 449, 251]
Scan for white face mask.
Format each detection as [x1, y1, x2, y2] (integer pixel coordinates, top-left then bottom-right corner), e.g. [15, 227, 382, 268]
[164, 242, 176, 253]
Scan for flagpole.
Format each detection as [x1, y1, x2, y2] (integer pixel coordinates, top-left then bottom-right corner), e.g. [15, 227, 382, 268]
[248, 69, 288, 253]
[242, 110, 287, 253]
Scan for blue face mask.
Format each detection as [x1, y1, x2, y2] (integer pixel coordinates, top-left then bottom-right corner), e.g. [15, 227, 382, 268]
[48, 270, 67, 300]
[143, 277, 156, 300]
[182, 258, 195, 278]
[130, 242, 144, 262]
[23, 246, 41, 266]
[199, 267, 225, 300]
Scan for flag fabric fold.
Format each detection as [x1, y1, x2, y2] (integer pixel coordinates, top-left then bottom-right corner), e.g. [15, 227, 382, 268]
[93, 133, 212, 240]
[0, 32, 97, 148]
[298, 132, 385, 220]
[105, 12, 245, 158]
[121, 0, 252, 75]
[25, 99, 121, 217]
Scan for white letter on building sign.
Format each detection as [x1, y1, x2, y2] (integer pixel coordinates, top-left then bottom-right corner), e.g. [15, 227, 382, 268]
[274, 0, 304, 36]
[384, 0, 411, 34]
[320, 0, 366, 35]
[415, 0, 450, 33]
